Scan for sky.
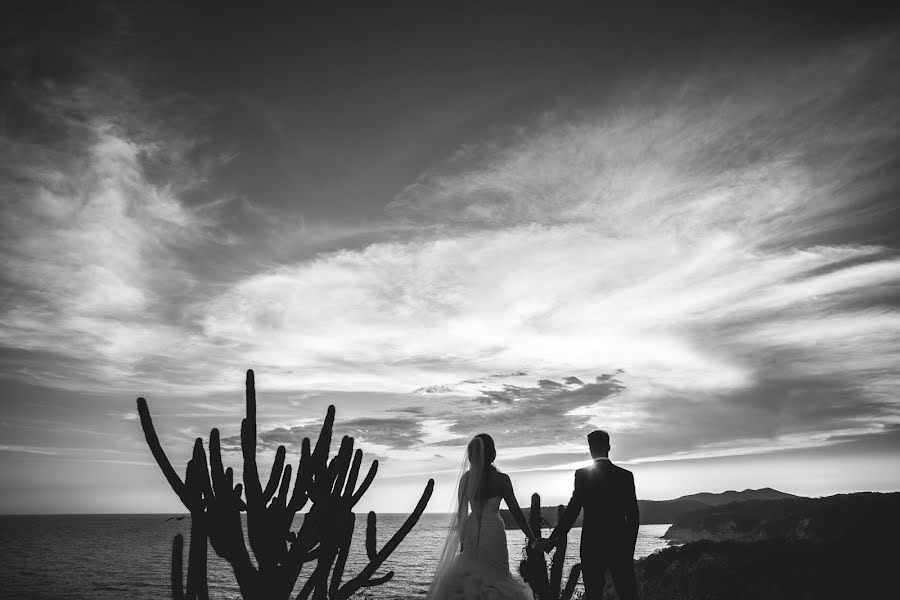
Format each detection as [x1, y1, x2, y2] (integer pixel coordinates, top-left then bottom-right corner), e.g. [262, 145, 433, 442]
[1, 0, 899, 514]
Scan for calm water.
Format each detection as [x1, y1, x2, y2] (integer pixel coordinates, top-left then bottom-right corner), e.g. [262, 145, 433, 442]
[0, 515, 672, 600]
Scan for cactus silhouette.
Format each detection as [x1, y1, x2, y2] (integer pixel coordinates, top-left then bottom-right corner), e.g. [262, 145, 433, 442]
[138, 369, 434, 600]
[519, 493, 581, 600]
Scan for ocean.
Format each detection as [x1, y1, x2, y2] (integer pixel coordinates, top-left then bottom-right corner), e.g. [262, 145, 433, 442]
[0, 515, 672, 600]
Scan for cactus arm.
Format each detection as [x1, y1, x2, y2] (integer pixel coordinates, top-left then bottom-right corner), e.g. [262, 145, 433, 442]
[361, 572, 394, 587]
[137, 397, 188, 507]
[281, 416, 334, 590]
[329, 513, 355, 598]
[241, 370, 264, 511]
[304, 546, 322, 561]
[342, 449, 363, 506]
[207, 428, 258, 598]
[184, 458, 209, 600]
[242, 426, 263, 506]
[523, 493, 550, 600]
[282, 507, 323, 586]
[208, 429, 227, 496]
[319, 449, 343, 502]
[312, 567, 330, 600]
[549, 504, 567, 598]
[310, 441, 356, 600]
[528, 494, 542, 536]
[560, 564, 582, 600]
[287, 438, 312, 513]
[350, 460, 378, 507]
[365, 511, 377, 560]
[295, 556, 336, 600]
[311, 406, 335, 463]
[171, 534, 184, 600]
[336, 479, 434, 600]
[192, 438, 214, 504]
[263, 445, 287, 504]
[241, 417, 260, 500]
[232, 482, 247, 510]
[275, 463, 292, 508]
[329, 437, 354, 500]
[294, 571, 317, 600]
[242, 370, 281, 578]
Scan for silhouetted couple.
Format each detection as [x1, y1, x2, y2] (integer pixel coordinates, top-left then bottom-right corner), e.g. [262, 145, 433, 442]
[427, 430, 639, 600]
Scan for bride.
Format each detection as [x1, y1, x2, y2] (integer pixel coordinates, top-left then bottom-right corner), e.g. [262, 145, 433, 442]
[427, 433, 537, 600]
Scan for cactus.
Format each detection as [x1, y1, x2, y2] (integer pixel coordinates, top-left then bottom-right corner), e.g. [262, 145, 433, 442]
[138, 369, 435, 600]
[519, 493, 581, 600]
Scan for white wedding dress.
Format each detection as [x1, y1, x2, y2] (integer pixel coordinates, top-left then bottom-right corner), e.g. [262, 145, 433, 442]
[431, 495, 534, 600]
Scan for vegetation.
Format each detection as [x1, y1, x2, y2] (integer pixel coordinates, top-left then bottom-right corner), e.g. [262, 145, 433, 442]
[138, 369, 434, 600]
[617, 536, 894, 599]
[518, 493, 581, 600]
[625, 492, 900, 598]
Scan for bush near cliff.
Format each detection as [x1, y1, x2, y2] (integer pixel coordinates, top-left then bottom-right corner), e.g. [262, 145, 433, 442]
[608, 537, 894, 600]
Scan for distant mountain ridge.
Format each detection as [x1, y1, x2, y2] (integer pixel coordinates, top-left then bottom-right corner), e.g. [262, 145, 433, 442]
[500, 487, 800, 528]
[674, 487, 799, 506]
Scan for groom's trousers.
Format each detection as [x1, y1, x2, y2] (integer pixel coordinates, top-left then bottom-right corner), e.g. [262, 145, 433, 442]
[580, 549, 638, 600]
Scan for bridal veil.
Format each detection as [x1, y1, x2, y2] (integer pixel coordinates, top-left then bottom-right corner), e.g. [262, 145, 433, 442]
[426, 436, 485, 600]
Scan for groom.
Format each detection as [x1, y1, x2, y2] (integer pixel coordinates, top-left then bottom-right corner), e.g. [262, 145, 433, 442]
[543, 430, 639, 600]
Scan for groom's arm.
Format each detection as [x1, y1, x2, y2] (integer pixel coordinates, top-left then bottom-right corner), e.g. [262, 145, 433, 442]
[625, 471, 639, 552]
[547, 471, 583, 547]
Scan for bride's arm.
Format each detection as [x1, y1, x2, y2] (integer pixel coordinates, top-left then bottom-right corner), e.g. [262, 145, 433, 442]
[455, 471, 469, 529]
[502, 474, 536, 542]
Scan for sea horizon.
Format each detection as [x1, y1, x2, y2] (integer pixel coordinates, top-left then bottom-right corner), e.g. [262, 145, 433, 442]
[3, 486, 895, 517]
[0, 513, 674, 600]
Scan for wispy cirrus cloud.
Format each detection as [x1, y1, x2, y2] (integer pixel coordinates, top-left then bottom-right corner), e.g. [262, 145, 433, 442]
[388, 38, 900, 239]
[0, 75, 220, 389]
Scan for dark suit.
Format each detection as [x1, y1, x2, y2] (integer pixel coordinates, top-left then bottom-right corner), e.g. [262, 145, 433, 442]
[548, 458, 639, 600]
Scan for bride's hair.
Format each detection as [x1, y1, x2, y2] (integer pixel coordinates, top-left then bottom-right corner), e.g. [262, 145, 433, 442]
[469, 433, 497, 500]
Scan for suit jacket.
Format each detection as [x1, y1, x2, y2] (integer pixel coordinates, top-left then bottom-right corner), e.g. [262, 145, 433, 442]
[550, 459, 639, 557]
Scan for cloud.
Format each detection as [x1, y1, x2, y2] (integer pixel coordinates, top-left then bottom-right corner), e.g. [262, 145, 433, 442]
[500, 452, 591, 470]
[228, 373, 625, 462]
[186, 38, 900, 407]
[222, 415, 426, 454]
[0, 73, 286, 393]
[388, 38, 900, 239]
[423, 373, 627, 450]
[1, 28, 898, 476]
[469, 373, 623, 406]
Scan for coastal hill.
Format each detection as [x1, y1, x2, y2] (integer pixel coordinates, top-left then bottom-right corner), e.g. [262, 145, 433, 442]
[501, 487, 797, 528]
[505, 490, 899, 597]
[631, 493, 900, 599]
[663, 491, 900, 543]
[675, 486, 799, 506]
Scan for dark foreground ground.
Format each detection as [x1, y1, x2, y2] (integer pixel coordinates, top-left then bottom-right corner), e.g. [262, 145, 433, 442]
[591, 493, 900, 599]
[595, 537, 893, 599]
